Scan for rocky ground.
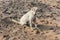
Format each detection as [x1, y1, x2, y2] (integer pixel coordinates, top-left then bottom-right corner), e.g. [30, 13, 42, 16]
[0, 0, 60, 40]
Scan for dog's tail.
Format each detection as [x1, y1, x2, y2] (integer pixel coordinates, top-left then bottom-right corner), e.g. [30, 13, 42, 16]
[11, 19, 20, 24]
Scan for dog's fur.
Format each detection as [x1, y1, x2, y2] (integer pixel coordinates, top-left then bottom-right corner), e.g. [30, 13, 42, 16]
[11, 7, 38, 29]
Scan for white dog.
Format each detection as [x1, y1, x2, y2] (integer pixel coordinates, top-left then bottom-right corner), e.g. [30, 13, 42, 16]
[12, 7, 38, 29]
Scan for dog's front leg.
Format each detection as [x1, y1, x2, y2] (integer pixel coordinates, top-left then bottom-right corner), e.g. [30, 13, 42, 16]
[29, 18, 33, 30]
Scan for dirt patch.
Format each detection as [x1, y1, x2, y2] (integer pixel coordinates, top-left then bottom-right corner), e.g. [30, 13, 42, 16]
[0, 0, 60, 40]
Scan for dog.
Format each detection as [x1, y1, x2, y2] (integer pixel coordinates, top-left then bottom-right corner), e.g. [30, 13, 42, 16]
[11, 7, 38, 30]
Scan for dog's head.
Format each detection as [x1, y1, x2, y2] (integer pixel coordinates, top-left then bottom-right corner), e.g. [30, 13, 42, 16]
[31, 7, 38, 11]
